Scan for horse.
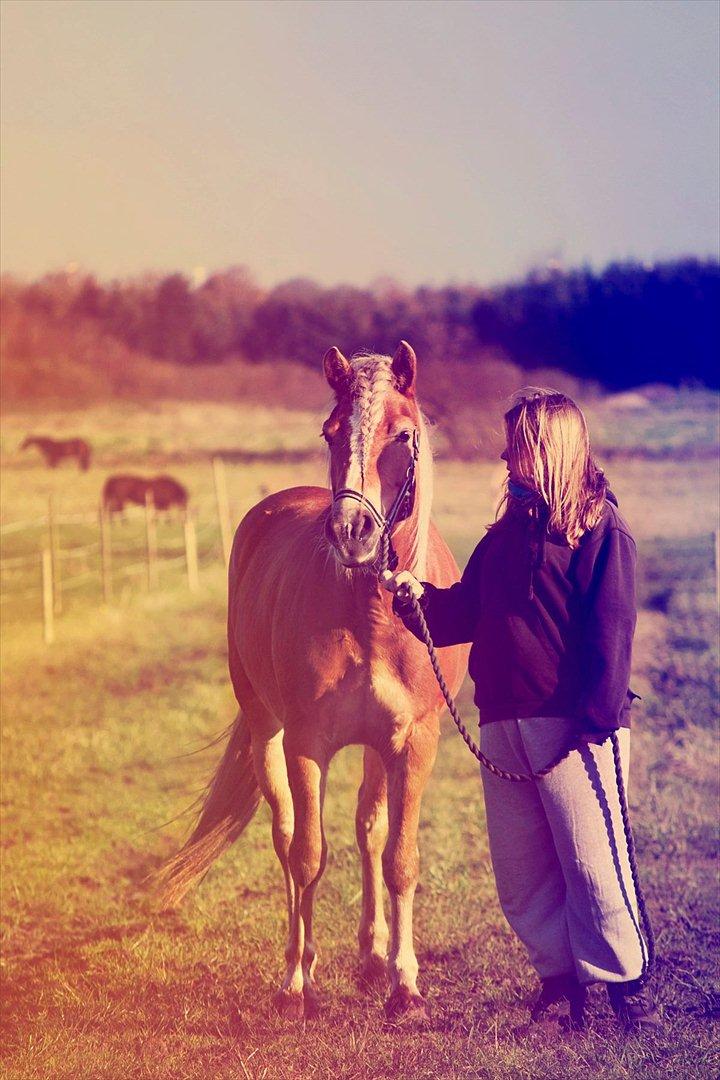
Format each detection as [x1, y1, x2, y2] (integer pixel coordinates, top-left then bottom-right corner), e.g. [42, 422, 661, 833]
[159, 342, 468, 1020]
[21, 436, 91, 471]
[102, 474, 188, 514]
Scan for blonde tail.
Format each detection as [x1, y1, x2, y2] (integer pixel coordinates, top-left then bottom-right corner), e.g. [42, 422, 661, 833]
[157, 711, 261, 908]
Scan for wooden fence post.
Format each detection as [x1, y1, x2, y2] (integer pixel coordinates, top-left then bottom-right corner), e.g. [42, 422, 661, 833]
[99, 503, 113, 603]
[41, 548, 54, 644]
[48, 494, 62, 615]
[184, 512, 199, 593]
[212, 456, 232, 565]
[145, 493, 158, 589]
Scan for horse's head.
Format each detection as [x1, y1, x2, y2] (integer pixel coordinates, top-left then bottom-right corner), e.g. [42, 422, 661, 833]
[322, 341, 429, 571]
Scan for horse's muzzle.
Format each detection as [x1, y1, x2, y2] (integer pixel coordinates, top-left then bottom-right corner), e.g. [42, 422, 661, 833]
[325, 506, 381, 567]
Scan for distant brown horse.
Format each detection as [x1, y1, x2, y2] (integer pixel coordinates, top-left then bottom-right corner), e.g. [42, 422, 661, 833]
[102, 475, 188, 514]
[21, 436, 91, 470]
[159, 343, 468, 1020]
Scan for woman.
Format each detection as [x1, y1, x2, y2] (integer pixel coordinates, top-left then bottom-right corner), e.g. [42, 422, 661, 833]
[382, 388, 658, 1033]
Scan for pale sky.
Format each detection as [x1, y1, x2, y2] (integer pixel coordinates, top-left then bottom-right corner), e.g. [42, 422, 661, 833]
[1, 0, 718, 286]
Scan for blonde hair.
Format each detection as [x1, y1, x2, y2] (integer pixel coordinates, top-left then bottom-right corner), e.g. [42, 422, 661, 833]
[496, 388, 608, 547]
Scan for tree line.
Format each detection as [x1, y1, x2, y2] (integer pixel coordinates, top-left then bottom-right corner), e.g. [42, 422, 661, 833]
[2, 258, 718, 389]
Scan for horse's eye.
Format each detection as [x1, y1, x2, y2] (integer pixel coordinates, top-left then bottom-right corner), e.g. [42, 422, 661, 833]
[395, 431, 411, 443]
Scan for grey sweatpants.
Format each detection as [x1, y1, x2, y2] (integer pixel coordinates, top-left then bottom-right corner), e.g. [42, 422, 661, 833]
[480, 717, 648, 985]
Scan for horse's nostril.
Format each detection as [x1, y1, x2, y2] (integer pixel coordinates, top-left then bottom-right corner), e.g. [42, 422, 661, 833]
[349, 512, 374, 542]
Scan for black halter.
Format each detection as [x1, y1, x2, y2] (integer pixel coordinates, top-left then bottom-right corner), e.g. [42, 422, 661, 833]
[331, 429, 420, 570]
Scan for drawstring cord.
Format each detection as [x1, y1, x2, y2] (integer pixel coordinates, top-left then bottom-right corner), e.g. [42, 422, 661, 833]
[528, 504, 548, 601]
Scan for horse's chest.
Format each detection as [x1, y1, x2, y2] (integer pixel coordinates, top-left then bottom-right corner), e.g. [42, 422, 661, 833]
[367, 659, 416, 717]
[287, 621, 408, 702]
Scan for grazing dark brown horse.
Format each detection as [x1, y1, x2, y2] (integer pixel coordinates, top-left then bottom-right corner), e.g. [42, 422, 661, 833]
[21, 436, 91, 471]
[102, 475, 188, 514]
[159, 343, 468, 1020]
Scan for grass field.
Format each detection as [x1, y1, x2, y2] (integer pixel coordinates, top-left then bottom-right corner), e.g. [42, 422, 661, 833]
[1, 400, 719, 1079]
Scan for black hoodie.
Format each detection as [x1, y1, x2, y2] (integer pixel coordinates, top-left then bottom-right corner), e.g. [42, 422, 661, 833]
[393, 497, 638, 736]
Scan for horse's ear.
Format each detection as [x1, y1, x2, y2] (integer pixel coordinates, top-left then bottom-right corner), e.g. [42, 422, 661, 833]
[391, 341, 417, 395]
[323, 347, 352, 395]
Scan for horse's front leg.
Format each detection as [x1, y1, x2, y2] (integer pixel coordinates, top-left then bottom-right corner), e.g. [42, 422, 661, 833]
[382, 719, 438, 1020]
[277, 736, 327, 1020]
[356, 746, 389, 985]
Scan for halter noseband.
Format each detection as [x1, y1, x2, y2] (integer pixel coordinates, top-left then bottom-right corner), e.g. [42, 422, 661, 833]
[331, 428, 420, 568]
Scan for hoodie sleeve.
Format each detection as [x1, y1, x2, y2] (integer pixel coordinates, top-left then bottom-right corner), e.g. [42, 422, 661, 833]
[576, 526, 637, 735]
[392, 537, 486, 647]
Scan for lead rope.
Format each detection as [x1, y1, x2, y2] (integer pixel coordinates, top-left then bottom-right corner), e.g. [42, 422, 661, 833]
[393, 584, 575, 783]
[610, 730, 655, 986]
[378, 554, 654, 981]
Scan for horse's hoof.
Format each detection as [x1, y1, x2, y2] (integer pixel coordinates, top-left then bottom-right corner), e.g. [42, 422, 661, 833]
[384, 986, 430, 1023]
[359, 954, 388, 989]
[274, 989, 305, 1021]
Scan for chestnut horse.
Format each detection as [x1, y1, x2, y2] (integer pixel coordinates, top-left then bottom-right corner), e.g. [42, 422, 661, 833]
[21, 436, 91, 470]
[102, 474, 188, 514]
[159, 343, 467, 1019]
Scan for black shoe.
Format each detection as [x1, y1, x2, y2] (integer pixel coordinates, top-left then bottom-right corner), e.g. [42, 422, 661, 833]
[530, 974, 587, 1029]
[607, 982, 661, 1033]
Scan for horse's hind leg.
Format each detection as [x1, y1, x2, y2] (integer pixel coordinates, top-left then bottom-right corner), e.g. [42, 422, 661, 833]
[356, 747, 389, 986]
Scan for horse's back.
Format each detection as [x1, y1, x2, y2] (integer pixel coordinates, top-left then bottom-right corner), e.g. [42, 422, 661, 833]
[103, 474, 147, 507]
[151, 475, 187, 508]
[230, 486, 330, 597]
[232, 486, 330, 557]
[103, 474, 139, 495]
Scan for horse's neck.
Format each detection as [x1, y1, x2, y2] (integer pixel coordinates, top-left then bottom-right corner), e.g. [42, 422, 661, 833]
[395, 451, 432, 577]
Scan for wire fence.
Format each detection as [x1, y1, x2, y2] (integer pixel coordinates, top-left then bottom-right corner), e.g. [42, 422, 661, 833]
[0, 457, 239, 643]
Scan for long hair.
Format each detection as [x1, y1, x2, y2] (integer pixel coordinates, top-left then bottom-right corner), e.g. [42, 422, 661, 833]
[495, 388, 608, 547]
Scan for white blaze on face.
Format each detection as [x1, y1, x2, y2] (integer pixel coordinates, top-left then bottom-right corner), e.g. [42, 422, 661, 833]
[343, 357, 393, 510]
[345, 396, 366, 494]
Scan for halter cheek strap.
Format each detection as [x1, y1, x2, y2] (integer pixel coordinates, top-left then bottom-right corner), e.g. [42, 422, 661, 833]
[331, 428, 420, 535]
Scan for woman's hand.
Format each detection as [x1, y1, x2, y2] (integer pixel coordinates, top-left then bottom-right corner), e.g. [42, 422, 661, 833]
[380, 570, 425, 603]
